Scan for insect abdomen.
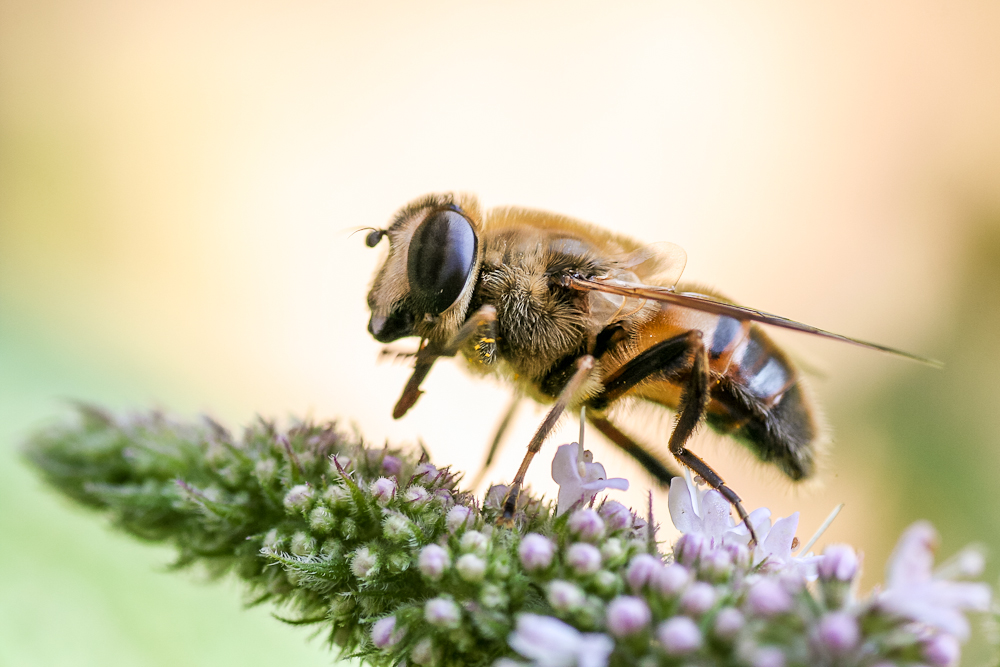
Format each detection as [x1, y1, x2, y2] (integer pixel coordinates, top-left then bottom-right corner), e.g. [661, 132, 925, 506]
[628, 305, 820, 481]
[706, 326, 819, 480]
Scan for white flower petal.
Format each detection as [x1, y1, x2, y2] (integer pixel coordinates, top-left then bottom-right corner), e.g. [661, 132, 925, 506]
[926, 581, 992, 611]
[723, 507, 771, 546]
[758, 513, 799, 564]
[552, 444, 583, 486]
[556, 484, 586, 516]
[583, 462, 608, 483]
[509, 614, 580, 667]
[699, 489, 735, 538]
[880, 595, 972, 640]
[668, 477, 700, 534]
[886, 521, 937, 589]
[576, 633, 615, 667]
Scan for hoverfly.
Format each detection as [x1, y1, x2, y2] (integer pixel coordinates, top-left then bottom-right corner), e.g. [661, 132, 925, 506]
[364, 193, 938, 533]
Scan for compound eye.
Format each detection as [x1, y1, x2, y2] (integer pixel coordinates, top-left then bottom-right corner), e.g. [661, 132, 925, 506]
[406, 208, 477, 315]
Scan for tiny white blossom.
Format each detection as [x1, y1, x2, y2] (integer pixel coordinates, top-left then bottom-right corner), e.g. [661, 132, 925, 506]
[670, 471, 819, 577]
[878, 521, 991, 640]
[551, 443, 628, 516]
[508, 613, 614, 667]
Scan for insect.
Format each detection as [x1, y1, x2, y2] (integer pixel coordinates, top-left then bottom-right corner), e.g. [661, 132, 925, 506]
[364, 192, 938, 532]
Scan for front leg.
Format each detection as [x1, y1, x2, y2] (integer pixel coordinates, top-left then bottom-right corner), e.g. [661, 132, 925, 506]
[502, 355, 595, 522]
[391, 305, 497, 419]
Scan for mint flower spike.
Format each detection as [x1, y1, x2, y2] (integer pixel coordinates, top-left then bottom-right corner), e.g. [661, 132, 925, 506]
[23, 409, 996, 667]
[551, 442, 628, 515]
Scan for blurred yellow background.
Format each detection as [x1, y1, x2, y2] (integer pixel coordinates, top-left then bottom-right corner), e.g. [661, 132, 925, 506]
[3, 1, 1000, 665]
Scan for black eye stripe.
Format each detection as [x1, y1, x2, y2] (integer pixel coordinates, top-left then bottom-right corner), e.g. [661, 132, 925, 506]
[407, 209, 477, 315]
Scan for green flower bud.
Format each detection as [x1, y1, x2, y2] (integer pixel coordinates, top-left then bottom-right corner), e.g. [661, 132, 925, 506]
[290, 531, 316, 556]
[310, 506, 337, 533]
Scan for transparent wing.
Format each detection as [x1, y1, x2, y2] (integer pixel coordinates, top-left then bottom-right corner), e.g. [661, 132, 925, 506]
[611, 242, 688, 288]
[563, 275, 943, 367]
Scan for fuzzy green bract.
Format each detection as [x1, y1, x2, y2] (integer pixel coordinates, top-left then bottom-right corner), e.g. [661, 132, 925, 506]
[25, 407, 993, 667]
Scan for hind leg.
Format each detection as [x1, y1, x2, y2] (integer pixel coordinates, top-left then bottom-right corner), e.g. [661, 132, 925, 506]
[589, 330, 757, 543]
[587, 415, 681, 486]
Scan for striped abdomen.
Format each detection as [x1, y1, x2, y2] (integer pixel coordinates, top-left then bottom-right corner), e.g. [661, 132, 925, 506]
[629, 300, 820, 481]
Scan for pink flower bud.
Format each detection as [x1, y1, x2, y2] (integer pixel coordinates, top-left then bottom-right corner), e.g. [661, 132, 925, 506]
[700, 549, 733, 580]
[414, 462, 439, 480]
[606, 596, 651, 637]
[723, 542, 751, 570]
[713, 607, 744, 641]
[568, 508, 605, 541]
[674, 533, 709, 566]
[371, 615, 404, 649]
[658, 616, 702, 655]
[456, 554, 486, 582]
[370, 477, 396, 505]
[680, 581, 716, 616]
[424, 597, 461, 628]
[548, 580, 585, 612]
[599, 501, 634, 531]
[818, 544, 859, 582]
[433, 488, 454, 506]
[923, 633, 961, 667]
[418, 544, 450, 580]
[817, 612, 860, 656]
[519, 533, 555, 571]
[745, 578, 793, 617]
[566, 542, 602, 575]
[626, 554, 662, 592]
[404, 484, 430, 505]
[460, 530, 489, 555]
[283, 484, 313, 511]
[446, 505, 473, 532]
[381, 454, 402, 476]
[351, 546, 377, 579]
[655, 563, 691, 598]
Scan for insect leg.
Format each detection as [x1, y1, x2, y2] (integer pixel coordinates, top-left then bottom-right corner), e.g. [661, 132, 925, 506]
[588, 330, 757, 543]
[470, 392, 522, 490]
[501, 355, 595, 522]
[587, 415, 681, 487]
[391, 305, 497, 419]
[666, 332, 758, 544]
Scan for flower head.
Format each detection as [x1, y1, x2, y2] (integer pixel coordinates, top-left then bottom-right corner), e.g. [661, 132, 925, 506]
[878, 521, 991, 640]
[552, 443, 628, 516]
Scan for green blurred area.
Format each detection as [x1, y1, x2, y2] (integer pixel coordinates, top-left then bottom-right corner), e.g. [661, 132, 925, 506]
[851, 223, 1000, 555]
[0, 309, 337, 667]
[831, 222, 1000, 667]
